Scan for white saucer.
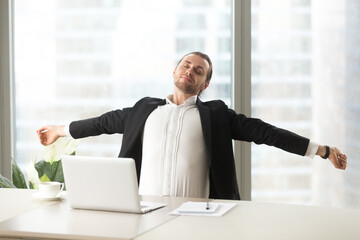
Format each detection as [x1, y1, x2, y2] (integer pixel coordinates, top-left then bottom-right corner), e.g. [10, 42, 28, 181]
[32, 191, 65, 201]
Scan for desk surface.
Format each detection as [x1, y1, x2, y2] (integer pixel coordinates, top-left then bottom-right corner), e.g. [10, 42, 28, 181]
[1, 189, 360, 240]
[136, 199, 360, 240]
[0, 189, 200, 240]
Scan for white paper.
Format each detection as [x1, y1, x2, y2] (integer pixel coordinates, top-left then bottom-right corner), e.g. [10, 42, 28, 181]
[176, 202, 219, 214]
[170, 201, 237, 217]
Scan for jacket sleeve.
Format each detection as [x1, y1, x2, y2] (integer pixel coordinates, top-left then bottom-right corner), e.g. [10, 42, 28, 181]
[228, 108, 309, 156]
[69, 107, 132, 139]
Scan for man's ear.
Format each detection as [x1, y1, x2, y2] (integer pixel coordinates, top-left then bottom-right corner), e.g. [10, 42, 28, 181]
[173, 67, 177, 77]
[201, 81, 210, 91]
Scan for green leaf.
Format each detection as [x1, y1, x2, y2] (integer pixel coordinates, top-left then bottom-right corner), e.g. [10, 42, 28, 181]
[29, 181, 35, 189]
[0, 174, 16, 188]
[35, 160, 47, 180]
[39, 174, 51, 182]
[51, 160, 65, 183]
[12, 159, 28, 189]
[35, 160, 64, 183]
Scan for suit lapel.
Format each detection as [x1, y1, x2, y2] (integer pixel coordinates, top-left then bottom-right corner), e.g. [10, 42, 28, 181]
[197, 99, 212, 166]
[128, 98, 167, 138]
[121, 98, 166, 155]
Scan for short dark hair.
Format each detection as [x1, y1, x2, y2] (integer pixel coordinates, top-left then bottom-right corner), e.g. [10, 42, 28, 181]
[177, 51, 213, 83]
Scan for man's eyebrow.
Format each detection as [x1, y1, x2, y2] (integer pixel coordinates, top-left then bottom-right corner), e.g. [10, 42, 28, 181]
[184, 60, 205, 71]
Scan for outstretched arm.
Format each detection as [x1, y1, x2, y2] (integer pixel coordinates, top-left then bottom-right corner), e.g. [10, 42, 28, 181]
[228, 108, 348, 170]
[36, 125, 66, 146]
[316, 145, 347, 170]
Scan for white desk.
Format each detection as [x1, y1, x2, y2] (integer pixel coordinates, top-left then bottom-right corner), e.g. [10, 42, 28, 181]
[136, 199, 360, 240]
[0, 189, 204, 240]
[1, 189, 360, 240]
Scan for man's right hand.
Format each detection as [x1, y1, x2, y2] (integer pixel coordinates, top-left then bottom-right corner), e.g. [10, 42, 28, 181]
[36, 125, 66, 146]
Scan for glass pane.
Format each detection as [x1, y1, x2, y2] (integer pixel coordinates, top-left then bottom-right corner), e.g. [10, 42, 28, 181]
[14, 0, 232, 176]
[252, 0, 360, 209]
[311, 0, 360, 209]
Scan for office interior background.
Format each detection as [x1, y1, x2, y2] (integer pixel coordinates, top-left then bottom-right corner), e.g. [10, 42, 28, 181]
[1, 0, 359, 209]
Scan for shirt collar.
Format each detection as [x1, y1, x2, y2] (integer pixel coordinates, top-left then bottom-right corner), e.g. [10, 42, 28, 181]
[166, 95, 198, 107]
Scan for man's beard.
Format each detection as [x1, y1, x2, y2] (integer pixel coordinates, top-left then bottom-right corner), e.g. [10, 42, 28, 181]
[174, 79, 199, 95]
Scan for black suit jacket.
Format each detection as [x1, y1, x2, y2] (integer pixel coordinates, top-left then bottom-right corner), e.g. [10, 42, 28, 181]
[69, 97, 310, 200]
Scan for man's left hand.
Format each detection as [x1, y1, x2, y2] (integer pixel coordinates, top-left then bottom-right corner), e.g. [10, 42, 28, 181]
[328, 147, 347, 170]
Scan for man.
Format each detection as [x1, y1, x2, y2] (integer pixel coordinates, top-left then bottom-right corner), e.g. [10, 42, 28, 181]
[37, 52, 347, 200]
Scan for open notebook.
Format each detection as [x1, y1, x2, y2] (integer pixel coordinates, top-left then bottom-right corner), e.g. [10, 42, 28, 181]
[62, 155, 166, 214]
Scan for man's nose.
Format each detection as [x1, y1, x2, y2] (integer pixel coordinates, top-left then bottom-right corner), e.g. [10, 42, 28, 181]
[186, 67, 193, 75]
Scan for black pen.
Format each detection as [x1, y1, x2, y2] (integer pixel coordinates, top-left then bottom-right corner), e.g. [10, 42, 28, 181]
[206, 202, 210, 210]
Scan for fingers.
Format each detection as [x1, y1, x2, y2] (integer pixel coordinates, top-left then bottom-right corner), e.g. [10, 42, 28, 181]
[337, 153, 347, 170]
[37, 126, 51, 146]
[37, 126, 48, 136]
[334, 147, 347, 170]
[38, 132, 48, 146]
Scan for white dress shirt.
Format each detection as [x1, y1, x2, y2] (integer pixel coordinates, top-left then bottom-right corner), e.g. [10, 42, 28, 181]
[138, 95, 210, 198]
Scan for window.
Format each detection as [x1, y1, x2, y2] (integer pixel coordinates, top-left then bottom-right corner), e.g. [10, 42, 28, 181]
[252, 0, 360, 209]
[4, 0, 358, 210]
[13, 0, 232, 175]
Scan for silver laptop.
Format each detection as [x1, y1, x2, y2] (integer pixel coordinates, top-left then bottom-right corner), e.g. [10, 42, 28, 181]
[62, 155, 166, 214]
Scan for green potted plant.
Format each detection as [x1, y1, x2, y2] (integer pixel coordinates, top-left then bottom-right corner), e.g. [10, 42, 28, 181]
[0, 138, 80, 189]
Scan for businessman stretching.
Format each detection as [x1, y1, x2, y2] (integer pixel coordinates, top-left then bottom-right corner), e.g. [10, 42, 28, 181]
[37, 51, 347, 200]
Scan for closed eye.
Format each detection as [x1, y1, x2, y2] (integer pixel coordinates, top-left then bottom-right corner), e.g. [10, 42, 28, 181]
[195, 68, 204, 75]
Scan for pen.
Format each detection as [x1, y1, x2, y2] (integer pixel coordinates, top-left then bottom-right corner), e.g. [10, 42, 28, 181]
[206, 202, 210, 210]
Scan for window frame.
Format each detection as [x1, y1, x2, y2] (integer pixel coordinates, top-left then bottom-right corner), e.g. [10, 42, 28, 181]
[0, 0, 252, 200]
[0, 0, 15, 180]
[232, 0, 252, 201]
